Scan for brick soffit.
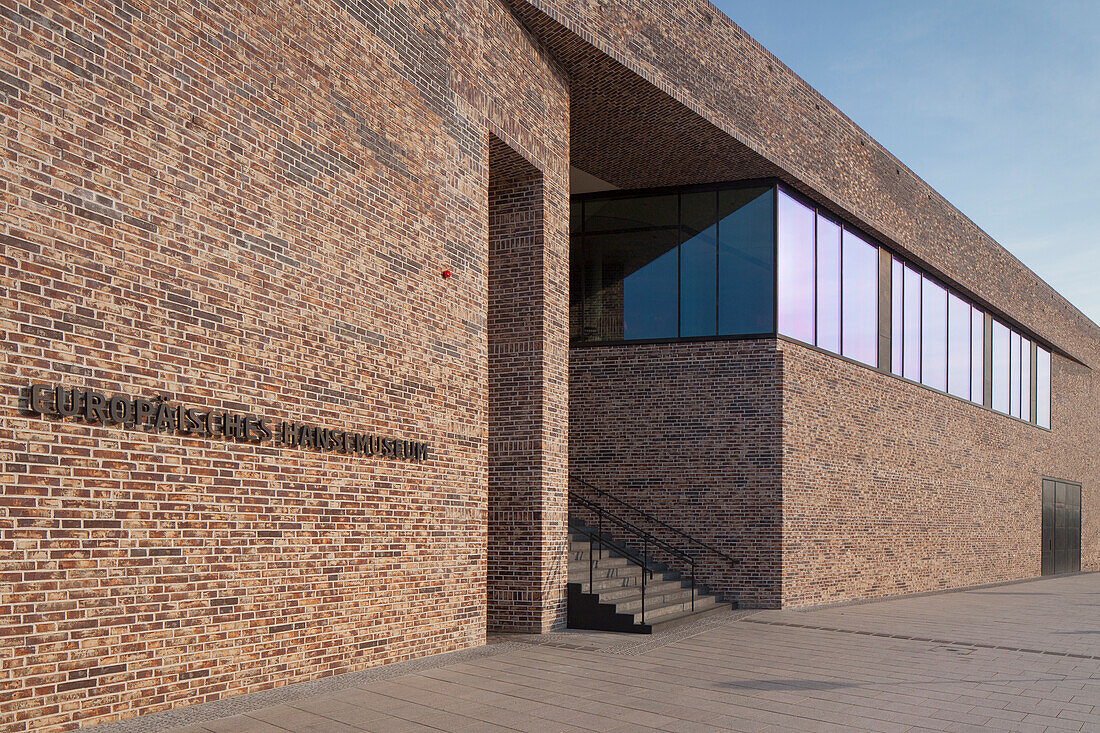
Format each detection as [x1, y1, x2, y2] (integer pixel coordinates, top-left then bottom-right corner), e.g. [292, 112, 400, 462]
[507, 0, 1097, 368]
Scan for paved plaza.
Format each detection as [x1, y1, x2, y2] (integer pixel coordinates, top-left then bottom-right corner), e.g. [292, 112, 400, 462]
[99, 573, 1100, 732]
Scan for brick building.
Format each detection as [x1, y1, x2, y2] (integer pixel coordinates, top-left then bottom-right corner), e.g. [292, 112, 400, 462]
[0, 0, 1094, 729]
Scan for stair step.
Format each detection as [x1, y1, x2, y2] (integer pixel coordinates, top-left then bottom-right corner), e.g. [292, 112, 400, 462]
[613, 587, 702, 613]
[630, 595, 722, 624]
[588, 578, 688, 601]
[643, 602, 735, 632]
[568, 560, 671, 580]
[575, 577, 671, 596]
[575, 574, 653, 594]
[570, 567, 679, 590]
[567, 554, 638, 570]
[569, 547, 628, 560]
[567, 516, 734, 634]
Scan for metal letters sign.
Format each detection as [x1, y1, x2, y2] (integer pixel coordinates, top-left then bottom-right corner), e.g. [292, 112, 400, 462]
[23, 383, 430, 462]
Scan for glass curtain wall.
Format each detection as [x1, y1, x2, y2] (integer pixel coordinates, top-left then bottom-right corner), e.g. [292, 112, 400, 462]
[572, 184, 773, 342]
[991, 317, 1050, 427]
[891, 262, 982, 403]
[886, 251, 1051, 425]
[776, 190, 878, 367]
[571, 181, 1054, 429]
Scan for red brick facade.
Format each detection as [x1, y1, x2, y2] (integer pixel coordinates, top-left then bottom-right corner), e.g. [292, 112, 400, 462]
[487, 136, 569, 632]
[780, 339, 1097, 607]
[2, 0, 1098, 730]
[0, 1, 567, 729]
[569, 340, 782, 608]
[571, 337, 1096, 610]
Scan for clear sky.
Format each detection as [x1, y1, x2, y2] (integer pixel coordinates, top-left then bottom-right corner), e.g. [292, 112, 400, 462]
[713, 0, 1100, 325]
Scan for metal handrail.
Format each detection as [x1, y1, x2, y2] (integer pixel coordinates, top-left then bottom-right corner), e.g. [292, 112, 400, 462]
[569, 489, 697, 624]
[570, 491, 692, 565]
[571, 476, 738, 565]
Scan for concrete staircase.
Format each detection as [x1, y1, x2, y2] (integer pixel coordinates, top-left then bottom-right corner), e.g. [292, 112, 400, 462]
[567, 520, 734, 633]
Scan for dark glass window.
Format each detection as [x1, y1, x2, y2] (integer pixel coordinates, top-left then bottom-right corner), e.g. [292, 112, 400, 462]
[718, 187, 774, 335]
[581, 230, 679, 341]
[815, 214, 842, 354]
[573, 182, 1053, 431]
[680, 191, 718, 337]
[777, 190, 815, 343]
[572, 184, 773, 344]
[584, 194, 678, 232]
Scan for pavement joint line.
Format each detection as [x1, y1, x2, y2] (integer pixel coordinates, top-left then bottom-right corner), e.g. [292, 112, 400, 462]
[740, 619, 1100, 661]
[85, 641, 529, 733]
[502, 607, 755, 656]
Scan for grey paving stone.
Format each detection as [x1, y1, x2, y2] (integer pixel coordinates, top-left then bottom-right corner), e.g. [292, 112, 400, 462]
[245, 706, 363, 732]
[198, 715, 289, 733]
[144, 573, 1100, 733]
[288, 698, 391, 726]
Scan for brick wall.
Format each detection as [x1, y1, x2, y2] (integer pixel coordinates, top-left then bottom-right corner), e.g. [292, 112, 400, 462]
[487, 136, 568, 632]
[0, 0, 568, 729]
[569, 340, 783, 608]
[570, 336, 1099, 611]
[780, 338, 1100, 607]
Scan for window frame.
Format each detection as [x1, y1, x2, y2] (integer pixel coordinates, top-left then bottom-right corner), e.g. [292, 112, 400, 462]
[571, 178, 778, 347]
[569, 179, 1056, 431]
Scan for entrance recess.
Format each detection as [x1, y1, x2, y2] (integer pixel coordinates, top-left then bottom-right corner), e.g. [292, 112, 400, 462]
[486, 133, 568, 633]
[1042, 478, 1081, 575]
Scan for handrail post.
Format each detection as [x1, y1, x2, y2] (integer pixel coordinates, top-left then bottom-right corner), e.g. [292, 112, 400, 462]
[691, 558, 695, 612]
[589, 527, 594, 594]
[638, 528, 642, 625]
[598, 505, 603, 565]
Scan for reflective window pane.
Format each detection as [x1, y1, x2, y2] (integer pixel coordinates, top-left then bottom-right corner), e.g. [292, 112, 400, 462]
[891, 258, 903, 374]
[947, 293, 971, 399]
[971, 307, 984, 404]
[903, 266, 921, 381]
[584, 194, 678, 232]
[680, 191, 717, 337]
[921, 277, 948, 392]
[1021, 338, 1032, 422]
[582, 230, 679, 341]
[841, 229, 878, 367]
[992, 320, 1010, 413]
[718, 187, 775, 335]
[815, 214, 841, 354]
[777, 190, 815, 343]
[1010, 331, 1022, 418]
[1037, 347, 1052, 428]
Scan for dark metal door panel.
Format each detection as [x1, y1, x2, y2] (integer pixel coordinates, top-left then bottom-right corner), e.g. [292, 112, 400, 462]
[1042, 480, 1055, 575]
[1055, 482, 1069, 574]
[1045, 479, 1083, 575]
[1070, 484, 1082, 572]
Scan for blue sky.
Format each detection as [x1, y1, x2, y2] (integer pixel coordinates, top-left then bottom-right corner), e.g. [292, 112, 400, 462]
[713, 0, 1100, 325]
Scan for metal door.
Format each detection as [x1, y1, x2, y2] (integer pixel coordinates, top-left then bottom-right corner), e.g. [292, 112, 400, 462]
[1069, 483, 1082, 571]
[1042, 480, 1055, 575]
[1042, 478, 1082, 575]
